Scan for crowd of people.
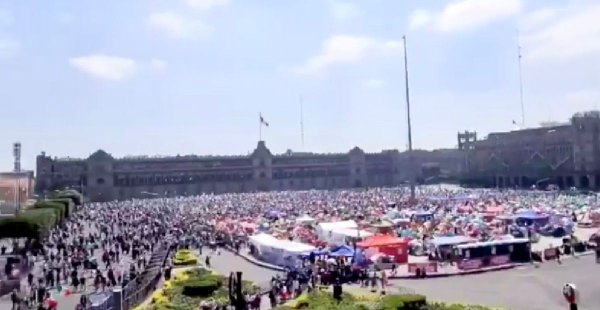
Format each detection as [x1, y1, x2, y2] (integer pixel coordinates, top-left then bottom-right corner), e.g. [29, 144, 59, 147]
[2, 185, 600, 310]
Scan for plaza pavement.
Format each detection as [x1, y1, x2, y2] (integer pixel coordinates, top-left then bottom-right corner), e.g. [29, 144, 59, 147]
[394, 254, 600, 310]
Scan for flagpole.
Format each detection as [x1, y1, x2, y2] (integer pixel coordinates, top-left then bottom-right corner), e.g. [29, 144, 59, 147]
[517, 29, 525, 127]
[259, 113, 262, 141]
[300, 95, 305, 150]
[403, 35, 416, 202]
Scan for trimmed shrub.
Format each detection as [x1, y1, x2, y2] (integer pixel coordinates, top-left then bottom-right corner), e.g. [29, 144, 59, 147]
[32, 201, 65, 220]
[173, 249, 199, 266]
[0, 218, 40, 239]
[46, 198, 74, 217]
[377, 295, 405, 310]
[56, 190, 83, 206]
[377, 294, 426, 310]
[18, 208, 58, 236]
[181, 275, 222, 297]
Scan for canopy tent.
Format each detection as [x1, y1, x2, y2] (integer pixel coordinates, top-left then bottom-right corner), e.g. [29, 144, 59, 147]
[319, 227, 372, 246]
[515, 211, 549, 220]
[357, 234, 406, 248]
[248, 233, 316, 267]
[357, 234, 409, 264]
[316, 220, 357, 242]
[329, 245, 356, 257]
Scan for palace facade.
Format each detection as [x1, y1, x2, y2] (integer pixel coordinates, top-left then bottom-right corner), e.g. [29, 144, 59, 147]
[460, 111, 600, 189]
[35, 141, 463, 202]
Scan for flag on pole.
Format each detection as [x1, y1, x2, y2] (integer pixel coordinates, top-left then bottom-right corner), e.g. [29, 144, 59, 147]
[260, 114, 269, 127]
[512, 120, 517, 125]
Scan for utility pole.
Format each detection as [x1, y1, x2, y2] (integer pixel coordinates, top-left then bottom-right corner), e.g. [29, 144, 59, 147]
[403, 36, 416, 201]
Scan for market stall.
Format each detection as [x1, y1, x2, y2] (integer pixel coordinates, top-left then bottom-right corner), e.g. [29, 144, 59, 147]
[357, 234, 409, 264]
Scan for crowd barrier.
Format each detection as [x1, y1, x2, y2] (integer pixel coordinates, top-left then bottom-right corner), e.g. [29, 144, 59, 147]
[87, 243, 172, 310]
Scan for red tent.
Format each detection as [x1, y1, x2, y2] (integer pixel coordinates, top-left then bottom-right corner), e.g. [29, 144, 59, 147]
[357, 234, 408, 264]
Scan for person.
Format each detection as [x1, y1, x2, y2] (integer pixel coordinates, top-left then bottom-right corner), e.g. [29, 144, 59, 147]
[268, 288, 277, 308]
[10, 288, 20, 310]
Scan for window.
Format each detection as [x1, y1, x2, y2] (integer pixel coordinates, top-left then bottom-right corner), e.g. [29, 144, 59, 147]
[97, 178, 105, 185]
[260, 172, 266, 179]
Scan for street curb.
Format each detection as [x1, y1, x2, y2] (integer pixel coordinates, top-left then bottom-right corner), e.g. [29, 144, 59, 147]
[224, 247, 520, 278]
[224, 246, 286, 272]
[224, 247, 597, 278]
[391, 264, 518, 279]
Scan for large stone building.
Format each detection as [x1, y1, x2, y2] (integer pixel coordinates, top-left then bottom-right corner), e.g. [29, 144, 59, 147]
[460, 111, 600, 189]
[35, 141, 463, 202]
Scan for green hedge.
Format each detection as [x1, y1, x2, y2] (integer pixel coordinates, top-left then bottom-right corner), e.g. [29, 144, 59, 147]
[181, 275, 222, 297]
[0, 208, 59, 239]
[55, 190, 83, 206]
[0, 197, 73, 239]
[377, 294, 426, 310]
[32, 201, 65, 221]
[0, 218, 40, 239]
[46, 198, 74, 217]
[18, 208, 59, 232]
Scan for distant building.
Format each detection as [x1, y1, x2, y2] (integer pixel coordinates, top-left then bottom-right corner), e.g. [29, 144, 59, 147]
[35, 141, 463, 202]
[460, 111, 600, 189]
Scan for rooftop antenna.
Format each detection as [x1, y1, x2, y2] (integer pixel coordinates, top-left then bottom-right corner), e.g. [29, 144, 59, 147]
[402, 35, 416, 202]
[517, 29, 525, 127]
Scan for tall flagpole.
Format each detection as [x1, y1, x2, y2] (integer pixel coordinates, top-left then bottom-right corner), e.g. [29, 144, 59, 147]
[517, 29, 525, 127]
[403, 35, 416, 202]
[300, 96, 305, 150]
[259, 113, 262, 141]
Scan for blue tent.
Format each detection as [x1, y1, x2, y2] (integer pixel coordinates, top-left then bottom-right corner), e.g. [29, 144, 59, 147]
[299, 249, 329, 259]
[329, 245, 355, 257]
[515, 211, 548, 220]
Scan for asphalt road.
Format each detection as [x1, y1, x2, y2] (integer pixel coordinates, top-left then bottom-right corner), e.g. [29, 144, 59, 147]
[203, 248, 282, 289]
[393, 255, 599, 310]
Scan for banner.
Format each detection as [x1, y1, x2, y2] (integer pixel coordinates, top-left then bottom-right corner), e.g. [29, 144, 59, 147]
[457, 258, 483, 270]
[543, 248, 558, 260]
[407, 262, 438, 273]
[489, 255, 511, 266]
[458, 254, 512, 270]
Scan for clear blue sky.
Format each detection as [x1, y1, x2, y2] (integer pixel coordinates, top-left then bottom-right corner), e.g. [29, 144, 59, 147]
[1, 0, 599, 171]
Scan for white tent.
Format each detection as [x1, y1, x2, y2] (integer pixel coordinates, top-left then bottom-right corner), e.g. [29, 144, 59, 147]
[248, 233, 316, 267]
[325, 228, 373, 246]
[295, 214, 315, 224]
[316, 220, 358, 244]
